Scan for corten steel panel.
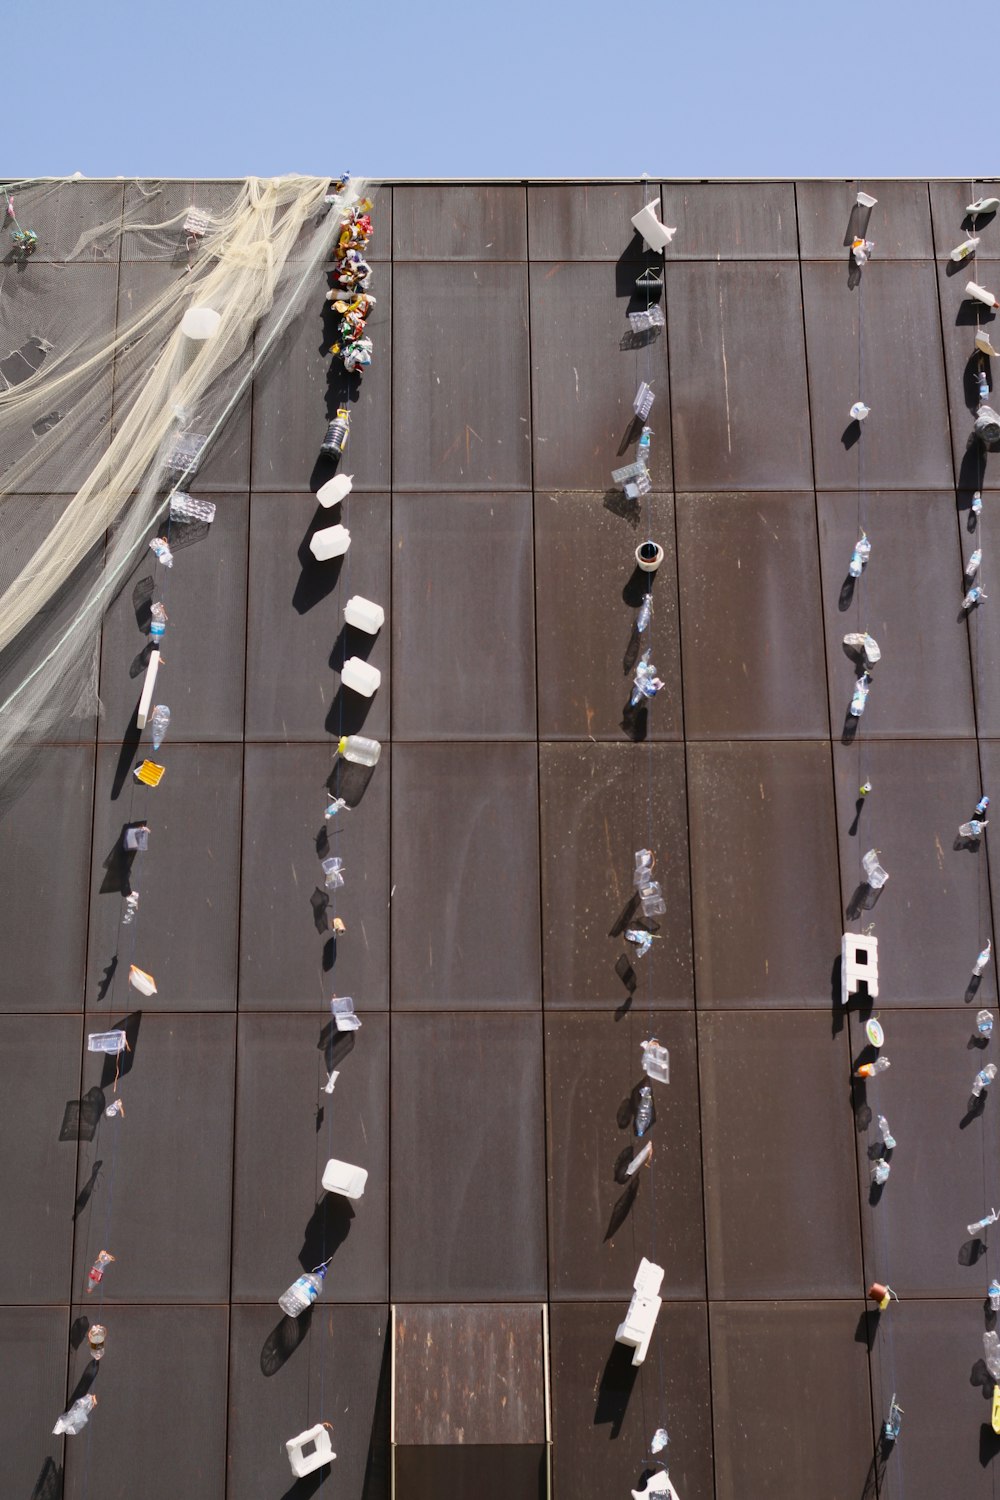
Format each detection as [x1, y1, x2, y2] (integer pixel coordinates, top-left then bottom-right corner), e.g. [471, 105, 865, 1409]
[0, 1016, 82, 1300]
[816, 491, 976, 739]
[0, 1307, 70, 1500]
[539, 743, 693, 1008]
[687, 741, 842, 1008]
[526, 183, 659, 260]
[251, 264, 391, 492]
[394, 1304, 545, 1443]
[545, 1012, 705, 1299]
[121, 179, 251, 259]
[391, 492, 536, 740]
[529, 261, 672, 494]
[393, 185, 527, 260]
[666, 262, 812, 491]
[699, 1011, 863, 1298]
[801, 260, 953, 490]
[549, 1301, 713, 1500]
[8, 179, 124, 262]
[73, 1013, 235, 1301]
[114, 261, 252, 492]
[0, 745, 93, 1012]
[868, 1299, 999, 1500]
[677, 492, 829, 739]
[710, 1302, 873, 1500]
[240, 743, 389, 1010]
[0, 262, 117, 494]
[965, 528, 1000, 737]
[849, 1008, 1000, 1296]
[394, 1445, 546, 1500]
[935, 256, 1000, 486]
[390, 1013, 546, 1300]
[390, 744, 540, 1009]
[63, 1305, 228, 1500]
[977, 741, 1000, 950]
[87, 744, 242, 1011]
[227, 1303, 388, 1499]
[97, 493, 248, 743]
[245, 491, 390, 742]
[831, 739, 995, 1006]
[534, 492, 682, 742]
[391, 262, 531, 490]
[930, 179, 1000, 260]
[796, 179, 934, 258]
[661, 182, 798, 260]
[232, 1012, 388, 1301]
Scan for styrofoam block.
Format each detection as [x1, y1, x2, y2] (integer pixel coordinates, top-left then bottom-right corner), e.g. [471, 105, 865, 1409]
[136, 648, 160, 729]
[841, 931, 879, 1005]
[344, 595, 384, 633]
[286, 1424, 335, 1478]
[309, 523, 351, 561]
[317, 474, 353, 508]
[322, 1158, 368, 1200]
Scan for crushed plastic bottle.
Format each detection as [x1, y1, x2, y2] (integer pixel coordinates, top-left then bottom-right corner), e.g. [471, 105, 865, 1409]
[122, 892, 139, 926]
[871, 1159, 891, 1186]
[883, 1395, 903, 1442]
[973, 1064, 998, 1097]
[967, 548, 984, 577]
[53, 1394, 97, 1436]
[87, 1250, 115, 1293]
[951, 236, 981, 262]
[850, 401, 871, 422]
[990, 1280, 1000, 1312]
[980, 371, 992, 403]
[960, 819, 989, 839]
[975, 941, 993, 976]
[974, 492, 984, 517]
[650, 1428, 669, 1455]
[149, 601, 167, 644]
[148, 536, 174, 569]
[105, 1098, 124, 1119]
[87, 1323, 107, 1360]
[149, 704, 170, 751]
[977, 796, 991, 818]
[850, 673, 872, 717]
[641, 1038, 671, 1085]
[862, 848, 889, 888]
[337, 734, 381, 766]
[625, 927, 656, 959]
[631, 649, 664, 706]
[856, 1056, 891, 1078]
[851, 237, 874, 266]
[321, 855, 345, 891]
[325, 798, 347, 819]
[987, 1332, 1000, 1380]
[634, 1085, 654, 1138]
[970, 1209, 1000, 1237]
[978, 1009, 995, 1037]
[330, 996, 361, 1032]
[625, 1141, 653, 1177]
[636, 594, 652, 633]
[637, 426, 653, 466]
[849, 532, 872, 577]
[843, 631, 881, 666]
[278, 1262, 330, 1318]
[877, 1115, 896, 1151]
[964, 585, 988, 610]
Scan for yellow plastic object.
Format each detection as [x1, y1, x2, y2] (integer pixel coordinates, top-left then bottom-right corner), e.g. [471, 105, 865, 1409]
[133, 759, 165, 787]
[992, 1384, 1000, 1435]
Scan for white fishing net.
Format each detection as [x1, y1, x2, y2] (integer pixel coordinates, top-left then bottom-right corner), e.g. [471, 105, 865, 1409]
[0, 173, 368, 784]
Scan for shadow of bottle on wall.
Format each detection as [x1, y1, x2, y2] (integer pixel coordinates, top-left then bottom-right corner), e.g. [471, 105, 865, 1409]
[594, 1340, 638, 1438]
[261, 1309, 313, 1377]
[298, 1194, 354, 1273]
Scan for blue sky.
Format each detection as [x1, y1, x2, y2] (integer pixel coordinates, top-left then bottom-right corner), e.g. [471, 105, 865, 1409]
[6, 0, 983, 180]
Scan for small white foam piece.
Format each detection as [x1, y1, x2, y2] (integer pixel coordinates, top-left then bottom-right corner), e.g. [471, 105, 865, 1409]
[321, 1158, 368, 1200]
[180, 306, 222, 340]
[340, 657, 381, 697]
[344, 595, 384, 634]
[856, 191, 878, 209]
[323, 1070, 340, 1095]
[309, 524, 351, 561]
[841, 931, 879, 1005]
[317, 473, 353, 509]
[286, 1425, 336, 1478]
[615, 1257, 664, 1366]
[136, 648, 160, 730]
[630, 201, 676, 253]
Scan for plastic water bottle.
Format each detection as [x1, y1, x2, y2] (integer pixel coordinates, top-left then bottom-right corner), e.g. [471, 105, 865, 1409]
[148, 536, 174, 568]
[964, 585, 988, 610]
[634, 1085, 654, 1138]
[989, 1280, 1000, 1311]
[278, 1264, 328, 1317]
[625, 928, 655, 959]
[986, 1331, 1000, 1380]
[86, 1250, 115, 1293]
[960, 819, 988, 839]
[637, 425, 653, 466]
[149, 704, 170, 751]
[337, 734, 381, 766]
[850, 673, 871, 717]
[636, 593, 652, 633]
[877, 1115, 896, 1150]
[871, 1159, 891, 1185]
[967, 549, 983, 578]
[977, 796, 991, 818]
[849, 532, 871, 577]
[149, 601, 167, 644]
[631, 649, 664, 706]
[974, 492, 984, 517]
[973, 1064, 998, 1097]
[87, 1323, 107, 1360]
[325, 798, 348, 818]
[975, 941, 993, 976]
[883, 1397, 903, 1442]
[978, 1008, 994, 1036]
[979, 371, 991, 403]
[970, 1209, 999, 1237]
[856, 1056, 891, 1078]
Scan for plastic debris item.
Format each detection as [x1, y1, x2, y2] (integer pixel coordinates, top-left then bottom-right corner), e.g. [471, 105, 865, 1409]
[129, 964, 157, 996]
[636, 593, 653, 633]
[988, 1332, 1000, 1382]
[278, 1263, 329, 1317]
[975, 942, 993, 976]
[182, 207, 210, 239]
[626, 1141, 653, 1177]
[650, 1427, 670, 1455]
[321, 409, 351, 455]
[615, 1257, 664, 1366]
[169, 491, 216, 524]
[325, 798, 347, 818]
[842, 931, 879, 1013]
[883, 1395, 903, 1443]
[978, 1009, 995, 1037]
[636, 540, 665, 573]
[628, 306, 665, 333]
[851, 237, 874, 266]
[639, 881, 667, 918]
[865, 1018, 885, 1048]
[969, 197, 1000, 216]
[344, 595, 384, 634]
[123, 823, 149, 852]
[993, 1384, 1000, 1436]
[309, 523, 351, 561]
[164, 432, 208, 475]
[977, 796, 991, 818]
[11, 227, 38, 259]
[952, 237, 981, 262]
[843, 631, 881, 666]
[323, 1070, 339, 1094]
[631, 648, 664, 706]
[855, 1056, 891, 1078]
[624, 469, 653, 502]
[978, 330, 1000, 358]
[87, 1323, 107, 1360]
[877, 1115, 896, 1151]
[317, 473, 353, 509]
[330, 996, 361, 1032]
[612, 459, 647, 487]
[974, 492, 985, 516]
[625, 927, 656, 958]
[848, 531, 871, 578]
[321, 856, 345, 891]
[337, 734, 381, 766]
[863, 848, 889, 888]
[332, 917, 346, 936]
[990, 1280, 1000, 1312]
[634, 382, 655, 420]
[340, 657, 381, 697]
[135, 646, 160, 732]
[635, 1085, 654, 1138]
[850, 673, 871, 717]
[970, 1209, 1000, 1237]
[980, 371, 992, 403]
[634, 849, 654, 885]
[87, 1250, 115, 1293]
[850, 401, 871, 422]
[964, 585, 989, 609]
[631, 201, 676, 253]
[286, 1424, 336, 1479]
[105, 1098, 124, 1118]
[122, 892, 139, 925]
[968, 281, 1000, 310]
[148, 536, 173, 569]
[871, 1159, 891, 1186]
[133, 759, 165, 787]
[637, 425, 653, 466]
[88, 1030, 127, 1054]
[321, 1157, 368, 1199]
[149, 601, 167, 645]
[857, 191, 878, 209]
[868, 1281, 896, 1311]
[860, 781, 873, 797]
[976, 406, 1000, 444]
[968, 549, 984, 578]
[53, 1394, 97, 1436]
[960, 819, 989, 839]
[641, 1038, 671, 1085]
[149, 704, 170, 752]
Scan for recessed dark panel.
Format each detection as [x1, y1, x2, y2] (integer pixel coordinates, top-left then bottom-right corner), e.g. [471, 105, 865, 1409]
[688, 741, 842, 1007]
[831, 739, 993, 1006]
[549, 1301, 713, 1500]
[527, 184, 657, 260]
[797, 179, 933, 258]
[393, 185, 527, 259]
[663, 181, 797, 259]
[0, 745, 93, 1012]
[0, 1307, 70, 1500]
[88, 744, 241, 1010]
[11, 179, 124, 261]
[930, 179, 1000, 260]
[801, 260, 953, 490]
[63, 1305, 228, 1500]
[710, 1302, 873, 1500]
[816, 491, 975, 738]
[394, 1444, 546, 1500]
[390, 1013, 546, 1300]
[699, 1011, 862, 1297]
[394, 1304, 544, 1443]
[245, 491, 390, 741]
[390, 744, 540, 1009]
[391, 493, 535, 740]
[232, 1012, 388, 1301]
[228, 1303, 388, 1499]
[677, 492, 829, 738]
[666, 263, 812, 491]
[98, 493, 248, 743]
[539, 743, 692, 1008]
[534, 492, 681, 742]
[240, 742, 389, 1009]
[391, 262, 530, 490]
[545, 1012, 704, 1298]
[529, 261, 672, 493]
[251, 264, 391, 491]
[73, 1012, 235, 1301]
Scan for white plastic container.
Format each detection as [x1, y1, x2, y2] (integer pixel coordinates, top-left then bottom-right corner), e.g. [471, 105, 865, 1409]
[967, 280, 1000, 310]
[309, 524, 351, 561]
[344, 595, 384, 634]
[317, 474, 353, 509]
[321, 1158, 368, 1200]
[615, 1256, 664, 1366]
[340, 657, 381, 697]
[630, 201, 675, 253]
[286, 1424, 335, 1478]
[856, 191, 878, 209]
[180, 306, 222, 340]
